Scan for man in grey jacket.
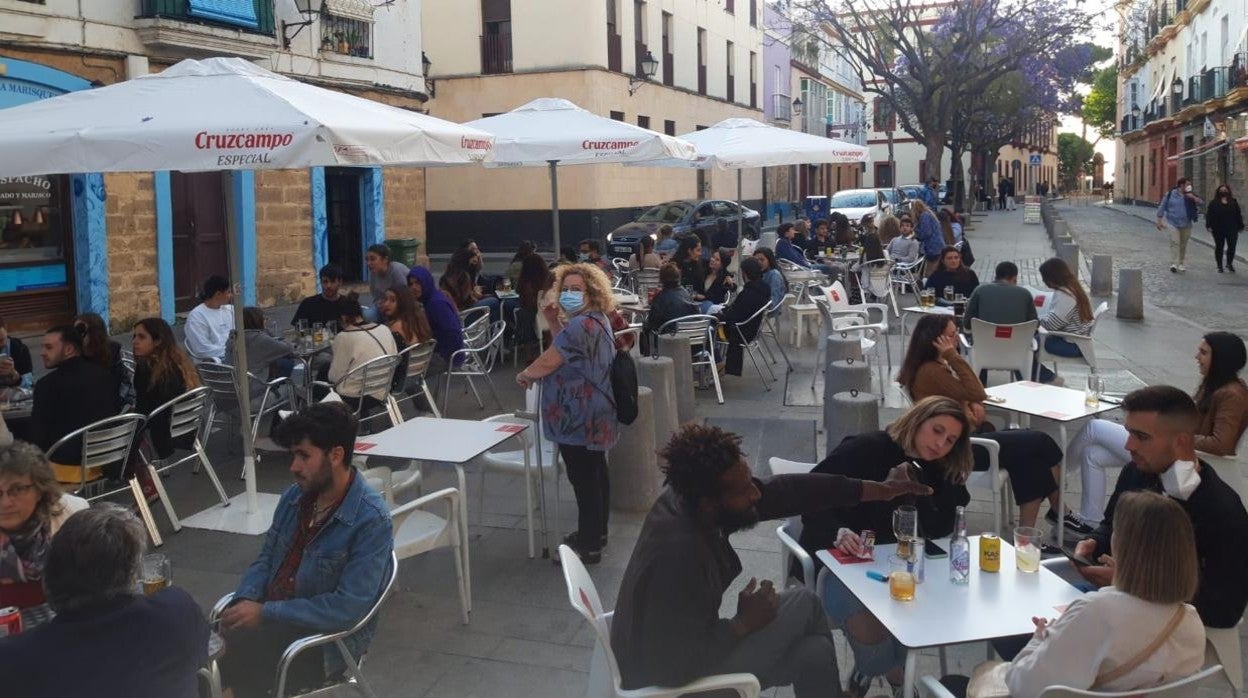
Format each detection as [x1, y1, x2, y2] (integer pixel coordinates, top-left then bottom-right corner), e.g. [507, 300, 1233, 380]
[1155, 177, 1202, 273]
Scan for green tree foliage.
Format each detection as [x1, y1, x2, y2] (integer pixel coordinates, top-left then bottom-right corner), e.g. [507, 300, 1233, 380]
[1082, 66, 1118, 143]
[1058, 133, 1096, 189]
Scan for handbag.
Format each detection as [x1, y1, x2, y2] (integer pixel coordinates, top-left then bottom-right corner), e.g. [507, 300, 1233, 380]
[965, 605, 1187, 698]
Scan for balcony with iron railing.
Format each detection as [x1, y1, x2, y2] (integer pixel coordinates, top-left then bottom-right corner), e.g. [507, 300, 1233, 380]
[481, 32, 513, 74]
[1185, 76, 1201, 107]
[771, 93, 791, 123]
[136, 0, 277, 59]
[139, 0, 275, 34]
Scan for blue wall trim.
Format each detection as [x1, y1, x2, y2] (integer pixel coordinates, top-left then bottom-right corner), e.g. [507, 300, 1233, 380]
[360, 167, 385, 278]
[0, 56, 92, 95]
[310, 167, 328, 293]
[70, 174, 109, 325]
[153, 172, 175, 322]
[233, 171, 257, 306]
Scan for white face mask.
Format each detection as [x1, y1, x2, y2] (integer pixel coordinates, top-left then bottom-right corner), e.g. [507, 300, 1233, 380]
[1185, 184, 1194, 193]
[1159, 459, 1201, 500]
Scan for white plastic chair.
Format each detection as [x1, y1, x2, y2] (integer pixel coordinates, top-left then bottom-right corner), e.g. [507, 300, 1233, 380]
[917, 665, 1225, 698]
[1205, 621, 1244, 695]
[965, 318, 1039, 387]
[657, 314, 723, 404]
[858, 258, 901, 318]
[769, 457, 817, 592]
[558, 544, 761, 698]
[476, 412, 560, 559]
[140, 386, 230, 533]
[812, 292, 892, 395]
[392, 487, 471, 624]
[210, 552, 399, 698]
[1034, 301, 1109, 381]
[967, 436, 1013, 534]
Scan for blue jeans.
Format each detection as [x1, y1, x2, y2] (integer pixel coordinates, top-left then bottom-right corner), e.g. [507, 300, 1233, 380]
[1037, 335, 1083, 383]
[822, 570, 906, 677]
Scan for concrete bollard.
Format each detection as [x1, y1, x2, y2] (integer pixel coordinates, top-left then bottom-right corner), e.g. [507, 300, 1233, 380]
[657, 334, 695, 423]
[609, 387, 660, 512]
[1059, 243, 1080, 278]
[636, 356, 679, 450]
[825, 333, 864, 364]
[1090, 255, 1113, 296]
[1117, 268, 1145, 320]
[824, 390, 880, 457]
[824, 360, 871, 433]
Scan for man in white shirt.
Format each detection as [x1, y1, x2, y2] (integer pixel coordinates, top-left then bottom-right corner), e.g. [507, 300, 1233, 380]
[184, 275, 235, 363]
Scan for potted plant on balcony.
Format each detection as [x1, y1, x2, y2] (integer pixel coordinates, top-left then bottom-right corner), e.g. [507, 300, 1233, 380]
[337, 31, 349, 54]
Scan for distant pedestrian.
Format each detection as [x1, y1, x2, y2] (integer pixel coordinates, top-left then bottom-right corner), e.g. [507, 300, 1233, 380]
[1005, 177, 1016, 211]
[1156, 177, 1203, 273]
[997, 177, 1009, 211]
[920, 177, 940, 210]
[1205, 183, 1243, 273]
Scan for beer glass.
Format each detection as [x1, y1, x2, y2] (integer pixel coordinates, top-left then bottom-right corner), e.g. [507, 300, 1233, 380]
[889, 555, 916, 601]
[141, 553, 172, 595]
[892, 505, 918, 560]
[1013, 527, 1042, 573]
[943, 285, 955, 302]
[1085, 374, 1105, 407]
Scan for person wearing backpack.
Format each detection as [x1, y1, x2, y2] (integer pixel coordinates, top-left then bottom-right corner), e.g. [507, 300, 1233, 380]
[516, 263, 620, 564]
[1156, 177, 1203, 273]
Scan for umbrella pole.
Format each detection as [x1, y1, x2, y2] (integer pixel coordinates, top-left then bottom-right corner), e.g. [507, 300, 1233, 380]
[548, 161, 560, 255]
[222, 171, 258, 514]
[737, 169, 744, 244]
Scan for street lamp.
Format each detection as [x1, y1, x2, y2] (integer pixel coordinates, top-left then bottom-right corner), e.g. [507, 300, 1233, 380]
[628, 51, 660, 96]
[792, 97, 803, 117]
[1172, 76, 1183, 96]
[1131, 102, 1141, 119]
[282, 0, 318, 49]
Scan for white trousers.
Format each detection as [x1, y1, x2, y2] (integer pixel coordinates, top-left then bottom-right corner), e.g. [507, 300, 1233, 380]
[1065, 419, 1130, 523]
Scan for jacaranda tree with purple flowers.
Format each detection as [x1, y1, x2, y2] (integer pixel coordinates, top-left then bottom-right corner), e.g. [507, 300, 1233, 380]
[804, 0, 1092, 185]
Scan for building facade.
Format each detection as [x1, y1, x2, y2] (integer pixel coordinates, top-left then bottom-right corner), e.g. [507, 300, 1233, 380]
[422, 0, 767, 253]
[1116, 0, 1247, 205]
[0, 0, 429, 331]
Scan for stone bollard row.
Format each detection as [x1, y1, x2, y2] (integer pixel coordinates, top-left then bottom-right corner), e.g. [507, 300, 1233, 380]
[657, 334, 695, 423]
[636, 356, 678, 449]
[1090, 255, 1113, 296]
[1058, 242, 1080, 278]
[824, 390, 879, 457]
[1116, 268, 1144, 320]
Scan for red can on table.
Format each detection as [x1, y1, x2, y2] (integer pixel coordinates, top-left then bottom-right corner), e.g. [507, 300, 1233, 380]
[0, 606, 21, 637]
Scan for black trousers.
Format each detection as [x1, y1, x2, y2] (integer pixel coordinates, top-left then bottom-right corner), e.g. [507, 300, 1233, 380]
[560, 443, 610, 550]
[220, 620, 327, 698]
[1211, 228, 1240, 268]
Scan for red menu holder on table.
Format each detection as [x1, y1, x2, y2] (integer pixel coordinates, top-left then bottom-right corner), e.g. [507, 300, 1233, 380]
[827, 548, 873, 565]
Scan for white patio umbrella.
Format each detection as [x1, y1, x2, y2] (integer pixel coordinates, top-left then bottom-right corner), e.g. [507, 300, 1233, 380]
[0, 57, 494, 527]
[464, 98, 697, 252]
[635, 117, 870, 243]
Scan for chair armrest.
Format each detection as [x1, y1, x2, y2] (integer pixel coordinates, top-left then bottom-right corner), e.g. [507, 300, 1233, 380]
[675, 673, 762, 697]
[209, 592, 236, 622]
[958, 333, 972, 350]
[918, 675, 958, 698]
[392, 486, 459, 522]
[1042, 329, 1090, 341]
[776, 524, 814, 590]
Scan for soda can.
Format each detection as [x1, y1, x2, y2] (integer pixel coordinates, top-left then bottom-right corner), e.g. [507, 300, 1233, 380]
[979, 533, 1001, 573]
[0, 606, 22, 637]
[860, 529, 876, 559]
[912, 538, 926, 583]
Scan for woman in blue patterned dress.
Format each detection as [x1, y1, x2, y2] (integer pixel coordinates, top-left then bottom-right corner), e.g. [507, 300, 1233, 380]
[516, 263, 620, 564]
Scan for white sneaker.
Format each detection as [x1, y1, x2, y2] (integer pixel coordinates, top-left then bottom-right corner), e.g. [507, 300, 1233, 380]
[1178, 264, 1186, 273]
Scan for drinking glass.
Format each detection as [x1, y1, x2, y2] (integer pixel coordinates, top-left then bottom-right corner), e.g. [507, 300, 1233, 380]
[892, 505, 918, 559]
[889, 555, 916, 601]
[297, 319, 309, 339]
[312, 322, 325, 344]
[943, 285, 955, 302]
[502, 277, 513, 293]
[1013, 526, 1042, 573]
[1085, 374, 1105, 407]
[141, 553, 172, 595]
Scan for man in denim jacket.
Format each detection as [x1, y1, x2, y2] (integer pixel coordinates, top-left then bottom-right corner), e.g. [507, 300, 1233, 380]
[1155, 176, 1202, 273]
[217, 403, 393, 697]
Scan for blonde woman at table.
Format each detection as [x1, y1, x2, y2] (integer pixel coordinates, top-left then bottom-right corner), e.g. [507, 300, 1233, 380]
[799, 396, 973, 696]
[516, 263, 619, 564]
[1063, 332, 1248, 533]
[944, 491, 1206, 697]
[898, 314, 1064, 529]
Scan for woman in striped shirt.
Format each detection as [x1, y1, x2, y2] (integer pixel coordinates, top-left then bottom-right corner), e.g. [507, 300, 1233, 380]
[1037, 257, 1094, 384]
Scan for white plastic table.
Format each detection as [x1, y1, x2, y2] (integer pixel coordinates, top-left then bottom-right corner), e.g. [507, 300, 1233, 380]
[817, 537, 1084, 696]
[356, 417, 533, 587]
[900, 304, 954, 342]
[983, 381, 1121, 543]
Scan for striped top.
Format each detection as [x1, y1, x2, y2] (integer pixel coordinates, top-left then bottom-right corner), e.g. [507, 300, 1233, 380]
[1040, 289, 1094, 335]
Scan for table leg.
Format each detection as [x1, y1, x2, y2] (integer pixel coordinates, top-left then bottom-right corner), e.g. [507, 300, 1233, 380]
[1054, 424, 1068, 546]
[903, 648, 918, 698]
[455, 463, 472, 612]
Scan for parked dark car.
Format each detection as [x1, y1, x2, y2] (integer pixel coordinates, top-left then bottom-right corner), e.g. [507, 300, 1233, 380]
[899, 183, 948, 207]
[605, 199, 761, 258]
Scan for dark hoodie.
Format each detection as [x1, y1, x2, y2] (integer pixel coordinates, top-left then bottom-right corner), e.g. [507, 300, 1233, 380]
[407, 266, 464, 361]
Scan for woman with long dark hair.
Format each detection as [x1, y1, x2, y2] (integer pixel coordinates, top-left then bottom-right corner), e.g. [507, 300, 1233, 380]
[898, 314, 1063, 528]
[1205, 183, 1243, 272]
[1036, 257, 1095, 384]
[1065, 332, 1248, 532]
[752, 246, 787, 309]
[73, 312, 129, 409]
[380, 284, 432, 348]
[132, 318, 202, 461]
[696, 249, 736, 311]
[923, 246, 979, 300]
[674, 234, 704, 289]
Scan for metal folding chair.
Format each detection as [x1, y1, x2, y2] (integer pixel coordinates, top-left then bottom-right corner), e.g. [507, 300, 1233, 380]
[727, 301, 777, 390]
[657, 314, 723, 404]
[140, 386, 229, 532]
[315, 353, 404, 434]
[389, 340, 440, 419]
[443, 320, 506, 415]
